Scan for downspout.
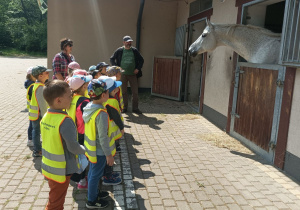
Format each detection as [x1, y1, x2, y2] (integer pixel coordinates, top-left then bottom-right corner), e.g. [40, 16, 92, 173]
[136, 0, 145, 51]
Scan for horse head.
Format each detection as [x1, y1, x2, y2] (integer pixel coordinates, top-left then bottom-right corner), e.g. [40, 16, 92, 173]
[188, 20, 218, 57]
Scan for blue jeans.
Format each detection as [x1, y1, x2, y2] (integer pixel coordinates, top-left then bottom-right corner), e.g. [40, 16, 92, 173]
[87, 155, 106, 202]
[32, 117, 41, 152]
[27, 121, 32, 140]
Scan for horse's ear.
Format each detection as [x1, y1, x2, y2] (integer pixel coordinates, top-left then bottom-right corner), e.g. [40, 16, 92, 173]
[206, 19, 214, 28]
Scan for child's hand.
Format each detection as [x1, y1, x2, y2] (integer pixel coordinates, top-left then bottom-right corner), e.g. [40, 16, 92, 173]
[106, 155, 114, 166]
[121, 129, 124, 135]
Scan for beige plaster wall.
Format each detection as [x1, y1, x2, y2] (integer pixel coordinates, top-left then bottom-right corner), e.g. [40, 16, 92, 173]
[176, 0, 192, 28]
[286, 69, 300, 157]
[203, 0, 237, 116]
[48, 0, 178, 88]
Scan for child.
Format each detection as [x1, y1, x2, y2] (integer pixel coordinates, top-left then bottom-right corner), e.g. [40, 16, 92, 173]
[41, 80, 86, 210]
[106, 66, 125, 152]
[106, 66, 124, 112]
[29, 66, 52, 157]
[24, 67, 35, 147]
[65, 61, 80, 82]
[102, 79, 124, 185]
[67, 73, 92, 189]
[83, 78, 117, 209]
[89, 62, 109, 79]
[72, 69, 91, 98]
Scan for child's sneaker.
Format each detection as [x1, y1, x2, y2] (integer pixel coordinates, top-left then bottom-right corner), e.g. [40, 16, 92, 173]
[77, 177, 88, 190]
[111, 172, 120, 178]
[102, 176, 122, 185]
[85, 191, 109, 201]
[32, 150, 42, 157]
[27, 140, 34, 147]
[86, 199, 109, 209]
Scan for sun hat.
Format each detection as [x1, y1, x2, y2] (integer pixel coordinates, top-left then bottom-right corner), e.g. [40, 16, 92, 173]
[108, 81, 122, 93]
[27, 67, 33, 75]
[96, 62, 109, 70]
[31, 66, 52, 77]
[123, 35, 133, 42]
[68, 62, 80, 70]
[87, 78, 114, 98]
[73, 69, 89, 76]
[68, 75, 92, 91]
[89, 65, 97, 72]
[106, 66, 124, 77]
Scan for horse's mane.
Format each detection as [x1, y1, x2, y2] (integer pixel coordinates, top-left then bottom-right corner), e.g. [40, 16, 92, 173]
[215, 24, 281, 38]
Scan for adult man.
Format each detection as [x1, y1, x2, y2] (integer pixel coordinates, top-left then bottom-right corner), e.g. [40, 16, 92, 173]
[52, 38, 75, 80]
[110, 36, 144, 114]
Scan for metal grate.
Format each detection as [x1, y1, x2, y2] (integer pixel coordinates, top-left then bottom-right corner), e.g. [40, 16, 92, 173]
[175, 25, 186, 56]
[189, 0, 212, 17]
[280, 0, 300, 66]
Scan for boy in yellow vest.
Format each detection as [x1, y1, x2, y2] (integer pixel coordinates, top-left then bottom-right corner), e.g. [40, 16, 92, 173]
[83, 78, 116, 209]
[41, 80, 86, 210]
[24, 66, 35, 147]
[29, 66, 52, 157]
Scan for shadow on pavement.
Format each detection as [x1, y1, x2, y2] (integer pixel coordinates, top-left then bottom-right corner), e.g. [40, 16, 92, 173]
[32, 157, 42, 172]
[124, 113, 163, 130]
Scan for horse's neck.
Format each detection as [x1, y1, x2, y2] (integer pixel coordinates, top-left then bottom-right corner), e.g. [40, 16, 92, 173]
[214, 26, 263, 61]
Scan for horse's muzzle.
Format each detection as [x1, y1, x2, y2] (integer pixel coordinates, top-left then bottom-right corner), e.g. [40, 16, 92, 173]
[188, 50, 198, 57]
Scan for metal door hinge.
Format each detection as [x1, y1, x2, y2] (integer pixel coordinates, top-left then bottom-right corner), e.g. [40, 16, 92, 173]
[231, 112, 240, 118]
[269, 142, 276, 150]
[276, 80, 284, 87]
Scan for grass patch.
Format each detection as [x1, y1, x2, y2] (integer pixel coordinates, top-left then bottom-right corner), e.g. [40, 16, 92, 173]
[0, 48, 46, 57]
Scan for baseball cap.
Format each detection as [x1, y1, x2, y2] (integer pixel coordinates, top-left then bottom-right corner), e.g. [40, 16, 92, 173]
[109, 81, 122, 93]
[96, 62, 109, 70]
[89, 65, 97, 72]
[73, 69, 89, 76]
[87, 78, 114, 98]
[68, 62, 80, 70]
[69, 75, 92, 91]
[106, 66, 124, 77]
[27, 67, 33, 75]
[123, 35, 133, 42]
[31, 66, 52, 77]
[98, 75, 116, 81]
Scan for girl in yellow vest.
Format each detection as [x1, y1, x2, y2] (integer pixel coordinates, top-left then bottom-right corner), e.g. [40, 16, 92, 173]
[24, 66, 35, 147]
[41, 80, 86, 210]
[67, 72, 92, 189]
[29, 66, 52, 157]
[82, 78, 119, 209]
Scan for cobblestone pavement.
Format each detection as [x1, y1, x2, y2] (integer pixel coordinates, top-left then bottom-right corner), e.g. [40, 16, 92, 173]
[1, 56, 300, 210]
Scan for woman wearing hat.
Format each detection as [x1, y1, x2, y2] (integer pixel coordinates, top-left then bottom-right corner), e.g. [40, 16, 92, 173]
[52, 38, 75, 80]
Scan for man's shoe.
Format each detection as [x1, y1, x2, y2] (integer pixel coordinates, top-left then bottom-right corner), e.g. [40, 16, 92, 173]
[132, 109, 142, 114]
[102, 176, 122, 186]
[32, 150, 42, 157]
[98, 191, 109, 199]
[86, 199, 109, 209]
[121, 108, 127, 113]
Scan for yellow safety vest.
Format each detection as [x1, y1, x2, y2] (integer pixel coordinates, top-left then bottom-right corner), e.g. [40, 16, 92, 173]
[66, 94, 82, 123]
[26, 83, 34, 109]
[29, 83, 44, 121]
[41, 112, 70, 183]
[84, 89, 90, 98]
[84, 108, 117, 163]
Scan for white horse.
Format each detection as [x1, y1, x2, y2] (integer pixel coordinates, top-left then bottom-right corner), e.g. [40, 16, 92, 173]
[188, 20, 282, 64]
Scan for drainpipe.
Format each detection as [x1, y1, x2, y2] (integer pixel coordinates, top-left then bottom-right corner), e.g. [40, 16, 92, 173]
[136, 0, 145, 51]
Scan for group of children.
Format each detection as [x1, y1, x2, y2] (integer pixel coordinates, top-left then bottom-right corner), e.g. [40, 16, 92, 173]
[25, 62, 126, 209]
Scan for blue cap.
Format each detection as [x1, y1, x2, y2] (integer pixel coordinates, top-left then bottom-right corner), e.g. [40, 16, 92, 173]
[109, 81, 122, 93]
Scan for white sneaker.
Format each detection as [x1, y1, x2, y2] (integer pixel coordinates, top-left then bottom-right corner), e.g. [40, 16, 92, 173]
[27, 140, 34, 147]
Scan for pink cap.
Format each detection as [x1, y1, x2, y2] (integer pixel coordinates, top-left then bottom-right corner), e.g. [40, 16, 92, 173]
[68, 75, 92, 91]
[27, 67, 33, 75]
[73, 69, 89, 76]
[68, 62, 80, 70]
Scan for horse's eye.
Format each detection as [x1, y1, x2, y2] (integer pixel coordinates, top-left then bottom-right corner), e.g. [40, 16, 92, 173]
[202, 34, 207, 38]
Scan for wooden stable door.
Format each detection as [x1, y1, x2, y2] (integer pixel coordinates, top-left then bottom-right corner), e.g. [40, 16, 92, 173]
[234, 66, 278, 151]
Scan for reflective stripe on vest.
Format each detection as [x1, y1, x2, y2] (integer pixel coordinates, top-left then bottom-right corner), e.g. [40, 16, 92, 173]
[26, 83, 34, 109]
[41, 112, 68, 183]
[84, 108, 106, 163]
[29, 83, 44, 121]
[66, 94, 82, 123]
[119, 88, 124, 110]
